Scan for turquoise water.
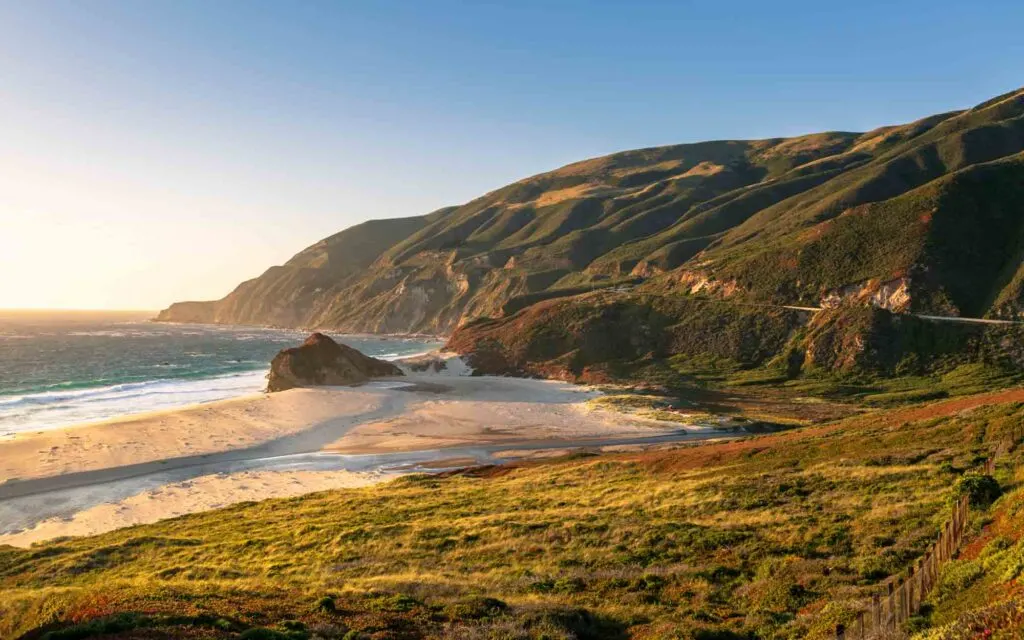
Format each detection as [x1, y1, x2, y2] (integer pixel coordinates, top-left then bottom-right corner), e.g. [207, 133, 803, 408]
[0, 310, 442, 435]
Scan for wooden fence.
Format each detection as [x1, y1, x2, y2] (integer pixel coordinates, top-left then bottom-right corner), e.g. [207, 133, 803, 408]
[836, 426, 1021, 639]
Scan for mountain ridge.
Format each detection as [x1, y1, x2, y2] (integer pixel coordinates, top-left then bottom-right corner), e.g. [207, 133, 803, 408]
[157, 87, 1024, 334]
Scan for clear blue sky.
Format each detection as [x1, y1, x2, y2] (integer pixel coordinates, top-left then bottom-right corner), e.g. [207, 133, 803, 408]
[0, 0, 1021, 309]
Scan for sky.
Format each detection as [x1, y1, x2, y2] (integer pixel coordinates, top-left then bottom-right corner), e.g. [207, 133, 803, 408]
[0, 1, 1021, 310]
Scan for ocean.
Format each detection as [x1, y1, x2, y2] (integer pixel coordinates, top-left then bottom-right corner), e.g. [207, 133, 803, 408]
[0, 310, 442, 436]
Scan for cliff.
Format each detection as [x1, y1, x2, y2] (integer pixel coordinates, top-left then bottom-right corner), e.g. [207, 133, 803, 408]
[445, 293, 1024, 384]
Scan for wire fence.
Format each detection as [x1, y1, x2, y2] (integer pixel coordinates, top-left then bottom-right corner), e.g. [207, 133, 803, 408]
[836, 425, 1021, 639]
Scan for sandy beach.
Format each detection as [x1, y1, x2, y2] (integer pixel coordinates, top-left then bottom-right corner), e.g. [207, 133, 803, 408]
[0, 468, 382, 547]
[0, 362, 716, 547]
[0, 388, 387, 484]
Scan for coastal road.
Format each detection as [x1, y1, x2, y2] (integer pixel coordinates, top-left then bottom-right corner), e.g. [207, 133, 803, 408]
[785, 306, 1022, 325]
[597, 290, 1023, 325]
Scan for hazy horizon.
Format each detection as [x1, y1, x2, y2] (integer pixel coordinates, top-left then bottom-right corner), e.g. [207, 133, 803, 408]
[2, 0, 1022, 310]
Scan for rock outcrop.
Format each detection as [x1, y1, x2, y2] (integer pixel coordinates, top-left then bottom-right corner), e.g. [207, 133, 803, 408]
[446, 292, 1024, 382]
[266, 333, 403, 392]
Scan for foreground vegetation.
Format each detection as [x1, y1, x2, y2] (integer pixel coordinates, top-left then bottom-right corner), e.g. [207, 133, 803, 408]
[3, 388, 1023, 639]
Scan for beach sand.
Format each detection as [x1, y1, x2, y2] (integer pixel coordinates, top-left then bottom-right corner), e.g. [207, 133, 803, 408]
[0, 367, 701, 547]
[0, 388, 387, 484]
[0, 469, 382, 547]
[326, 375, 683, 453]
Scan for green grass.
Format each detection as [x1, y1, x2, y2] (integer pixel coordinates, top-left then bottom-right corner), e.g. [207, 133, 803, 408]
[3, 395, 1022, 639]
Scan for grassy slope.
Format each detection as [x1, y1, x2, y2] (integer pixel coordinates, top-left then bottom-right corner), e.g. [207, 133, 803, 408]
[909, 445, 1024, 639]
[3, 390, 1023, 640]
[156, 88, 1024, 334]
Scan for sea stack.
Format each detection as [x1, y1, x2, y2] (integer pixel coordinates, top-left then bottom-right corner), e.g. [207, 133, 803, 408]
[266, 332, 403, 392]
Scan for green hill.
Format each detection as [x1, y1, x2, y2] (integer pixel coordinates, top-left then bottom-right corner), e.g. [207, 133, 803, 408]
[157, 88, 1024, 334]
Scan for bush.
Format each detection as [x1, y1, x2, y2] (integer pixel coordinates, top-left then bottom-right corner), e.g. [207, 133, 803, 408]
[316, 595, 337, 614]
[951, 473, 1001, 507]
[553, 577, 587, 593]
[444, 596, 509, 621]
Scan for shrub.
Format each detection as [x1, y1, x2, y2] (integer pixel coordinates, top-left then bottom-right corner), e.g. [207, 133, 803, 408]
[553, 577, 587, 593]
[444, 596, 509, 621]
[316, 595, 337, 614]
[951, 473, 1001, 507]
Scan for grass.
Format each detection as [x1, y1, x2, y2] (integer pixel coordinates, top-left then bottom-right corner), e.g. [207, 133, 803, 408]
[907, 460, 1024, 639]
[3, 391, 1022, 639]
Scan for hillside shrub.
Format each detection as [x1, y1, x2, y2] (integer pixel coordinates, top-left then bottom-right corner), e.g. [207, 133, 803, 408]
[951, 473, 1001, 507]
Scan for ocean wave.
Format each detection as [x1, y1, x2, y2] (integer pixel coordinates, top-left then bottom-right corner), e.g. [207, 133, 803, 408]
[0, 371, 267, 409]
[0, 370, 270, 434]
[0, 326, 441, 435]
[381, 349, 435, 361]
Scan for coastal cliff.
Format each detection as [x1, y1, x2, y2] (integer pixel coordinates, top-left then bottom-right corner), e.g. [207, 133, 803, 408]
[445, 295, 1024, 384]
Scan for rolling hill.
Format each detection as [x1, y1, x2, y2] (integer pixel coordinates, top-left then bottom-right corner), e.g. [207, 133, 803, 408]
[158, 87, 1024, 335]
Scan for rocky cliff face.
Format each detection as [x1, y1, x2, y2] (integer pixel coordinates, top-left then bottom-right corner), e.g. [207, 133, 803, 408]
[266, 333, 403, 392]
[159, 88, 1024, 334]
[445, 293, 808, 382]
[446, 293, 1024, 384]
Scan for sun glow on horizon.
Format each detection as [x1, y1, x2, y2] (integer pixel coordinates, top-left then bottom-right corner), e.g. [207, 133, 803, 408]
[1, 2, 1020, 311]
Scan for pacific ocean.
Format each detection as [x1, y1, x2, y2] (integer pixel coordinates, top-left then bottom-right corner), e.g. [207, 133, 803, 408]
[0, 310, 442, 436]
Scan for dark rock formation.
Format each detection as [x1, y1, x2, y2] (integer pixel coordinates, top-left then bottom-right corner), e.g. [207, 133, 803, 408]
[266, 333, 403, 392]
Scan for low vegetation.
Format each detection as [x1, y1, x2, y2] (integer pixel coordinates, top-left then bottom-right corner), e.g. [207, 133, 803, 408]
[3, 390, 1022, 639]
[907, 460, 1024, 638]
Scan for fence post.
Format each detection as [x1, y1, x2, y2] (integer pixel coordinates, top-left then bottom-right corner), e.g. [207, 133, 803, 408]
[836, 623, 845, 640]
[898, 580, 907, 626]
[905, 579, 913, 621]
[921, 557, 929, 598]
[920, 561, 927, 601]
[857, 611, 865, 639]
[908, 571, 916, 618]
[872, 593, 881, 633]
[925, 548, 933, 593]
[887, 582, 896, 631]
[953, 498, 961, 541]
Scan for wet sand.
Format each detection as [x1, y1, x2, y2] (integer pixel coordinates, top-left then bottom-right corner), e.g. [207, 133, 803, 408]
[0, 368, 718, 547]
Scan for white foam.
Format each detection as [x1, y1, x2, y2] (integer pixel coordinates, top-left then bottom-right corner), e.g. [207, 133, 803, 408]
[0, 370, 268, 434]
[396, 352, 474, 377]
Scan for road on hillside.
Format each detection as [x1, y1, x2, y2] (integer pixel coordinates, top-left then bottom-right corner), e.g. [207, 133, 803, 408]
[786, 306, 1020, 324]
[592, 289, 1023, 325]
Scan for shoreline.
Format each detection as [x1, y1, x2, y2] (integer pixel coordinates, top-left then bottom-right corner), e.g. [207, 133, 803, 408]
[0, 368, 733, 547]
[0, 331, 444, 439]
[146, 318, 449, 342]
